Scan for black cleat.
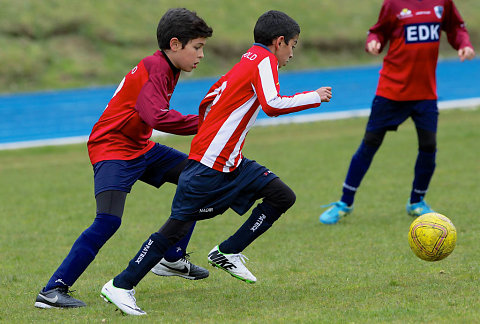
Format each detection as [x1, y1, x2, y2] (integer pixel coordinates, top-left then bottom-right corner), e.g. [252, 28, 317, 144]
[151, 253, 209, 280]
[34, 287, 86, 309]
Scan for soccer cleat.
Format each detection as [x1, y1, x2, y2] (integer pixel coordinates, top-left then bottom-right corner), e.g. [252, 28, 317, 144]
[34, 286, 86, 309]
[101, 279, 146, 316]
[406, 197, 435, 217]
[319, 201, 353, 224]
[151, 254, 209, 280]
[207, 246, 256, 284]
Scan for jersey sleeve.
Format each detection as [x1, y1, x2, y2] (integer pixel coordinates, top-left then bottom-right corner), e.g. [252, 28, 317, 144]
[365, 0, 395, 53]
[253, 56, 321, 117]
[443, 0, 474, 50]
[197, 77, 225, 129]
[135, 71, 198, 135]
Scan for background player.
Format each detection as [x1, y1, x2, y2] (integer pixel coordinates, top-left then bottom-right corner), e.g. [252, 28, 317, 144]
[34, 8, 213, 309]
[99, 10, 332, 315]
[319, 0, 475, 224]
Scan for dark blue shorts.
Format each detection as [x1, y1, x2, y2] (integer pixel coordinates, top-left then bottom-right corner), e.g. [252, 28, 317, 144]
[170, 158, 278, 221]
[93, 143, 187, 196]
[366, 96, 438, 133]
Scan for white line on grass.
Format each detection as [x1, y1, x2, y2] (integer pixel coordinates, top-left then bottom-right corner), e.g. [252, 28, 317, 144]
[1, 98, 479, 151]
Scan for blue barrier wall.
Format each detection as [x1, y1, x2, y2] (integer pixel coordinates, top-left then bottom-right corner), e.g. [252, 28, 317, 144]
[0, 58, 478, 148]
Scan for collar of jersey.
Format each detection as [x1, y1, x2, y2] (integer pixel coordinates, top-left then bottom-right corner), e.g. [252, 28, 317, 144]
[253, 43, 272, 53]
[160, 50, 181, 76]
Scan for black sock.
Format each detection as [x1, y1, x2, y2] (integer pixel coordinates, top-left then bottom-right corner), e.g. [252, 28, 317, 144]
[219, 202, 281, 254]
[113, 232, 171, 290]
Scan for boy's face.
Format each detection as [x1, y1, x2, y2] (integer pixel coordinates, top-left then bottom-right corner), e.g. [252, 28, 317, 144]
[276, 35, 298, 68]
[170, 37, 207, 72]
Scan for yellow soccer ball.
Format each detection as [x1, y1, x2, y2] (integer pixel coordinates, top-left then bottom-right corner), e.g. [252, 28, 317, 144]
[408, 212, 457, 261]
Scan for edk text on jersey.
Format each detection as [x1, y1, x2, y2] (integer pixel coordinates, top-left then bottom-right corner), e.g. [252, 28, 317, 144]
[367, 0, 473, 101]
[189, 44, 322, 173]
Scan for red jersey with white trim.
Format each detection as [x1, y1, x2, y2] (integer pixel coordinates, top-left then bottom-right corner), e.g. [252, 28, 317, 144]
[367, 0, 473, 101]
[189, 44, 322, 172]
[87, 51, 198, 165]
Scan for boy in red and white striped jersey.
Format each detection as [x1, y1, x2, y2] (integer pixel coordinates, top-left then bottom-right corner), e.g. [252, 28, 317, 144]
[103, 10, 332, 315]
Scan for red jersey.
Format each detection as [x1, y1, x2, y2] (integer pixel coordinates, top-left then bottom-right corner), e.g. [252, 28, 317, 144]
[367, 0, 473, 101]
[87, 51, 198, 164]
[189, 44, 322, 172]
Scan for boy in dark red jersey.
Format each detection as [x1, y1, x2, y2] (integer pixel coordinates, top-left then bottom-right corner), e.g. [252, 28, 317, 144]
[34, 8, 213, 309]
[319, 0, 475, 224]
[100, 10, 332, 315]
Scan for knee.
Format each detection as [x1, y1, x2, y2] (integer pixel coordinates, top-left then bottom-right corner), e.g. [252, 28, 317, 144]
[417, 128, 437, 153]
[158, 219, 195, 244]
[363, 131, 385, 147]
[419, 140, 436, 153]
[263, 178, 296, 214]
[280, 186, 296, 211]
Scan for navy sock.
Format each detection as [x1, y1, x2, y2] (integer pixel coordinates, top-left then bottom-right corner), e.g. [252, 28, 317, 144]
[45, 213, 121, 291]
[163, 222, 195, 262]
[219, 202, 281, 254]
[113, 232, 171, 290]
[341, 141, 379, 206]
[410, 150, 436, 203]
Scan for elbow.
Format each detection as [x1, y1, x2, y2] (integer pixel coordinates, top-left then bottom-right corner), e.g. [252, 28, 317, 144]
[264, 110, 278, 117]
[262, 105, 280, 117]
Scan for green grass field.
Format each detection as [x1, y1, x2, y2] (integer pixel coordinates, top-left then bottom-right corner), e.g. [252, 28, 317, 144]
[1, 107, 479, 323]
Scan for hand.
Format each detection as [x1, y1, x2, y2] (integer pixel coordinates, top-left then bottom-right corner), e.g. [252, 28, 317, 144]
[316, 86, 332, 103]
[367, 40, 381, 55]
[458, 46, 475, 62]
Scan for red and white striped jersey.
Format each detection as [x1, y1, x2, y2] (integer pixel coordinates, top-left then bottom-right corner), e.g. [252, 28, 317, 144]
[367, 0, 473, 101]
[189, 44, 322, 172]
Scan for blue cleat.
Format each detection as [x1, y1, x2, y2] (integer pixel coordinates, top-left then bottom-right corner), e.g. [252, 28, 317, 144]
[406, 197, 435, 217]
[319, 201, 353, 224]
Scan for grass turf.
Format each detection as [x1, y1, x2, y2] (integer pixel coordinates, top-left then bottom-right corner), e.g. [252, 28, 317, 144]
[0, 107, 479, 323]
[1, 0, 478, 93]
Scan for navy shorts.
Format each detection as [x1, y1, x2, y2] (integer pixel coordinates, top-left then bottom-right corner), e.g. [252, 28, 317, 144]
[93, 143, 187, 196]
[170, 158, 278, 221]
[366, 96, 438, 133]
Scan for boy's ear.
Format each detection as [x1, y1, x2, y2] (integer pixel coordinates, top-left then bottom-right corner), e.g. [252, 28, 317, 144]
[169, 38, 182, 51]
[273, 36, 285, 49]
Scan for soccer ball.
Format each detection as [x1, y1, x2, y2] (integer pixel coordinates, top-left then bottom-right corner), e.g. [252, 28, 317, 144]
[408, 212, 457, 261]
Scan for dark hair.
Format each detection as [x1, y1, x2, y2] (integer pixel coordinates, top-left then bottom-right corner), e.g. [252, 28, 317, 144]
[157, 8, 213, 50]
[254, 10, 300, 46]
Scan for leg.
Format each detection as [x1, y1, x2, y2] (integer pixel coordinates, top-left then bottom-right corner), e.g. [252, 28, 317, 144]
[35, 190, 125, 309]
[406, 99, 438, 216]
[319, 130, 385, 224]
[208, 178, 295, 283]
[219, 178, 295, 254]
[44, 191, 125, 290]
[100, 218, 194, 315]
[410, 127, 437, 203]
[161, 159, 196, 261]
[111, 218, 195, 290]
[341, 130, 385, 206]
[145, 157, 208, 279]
